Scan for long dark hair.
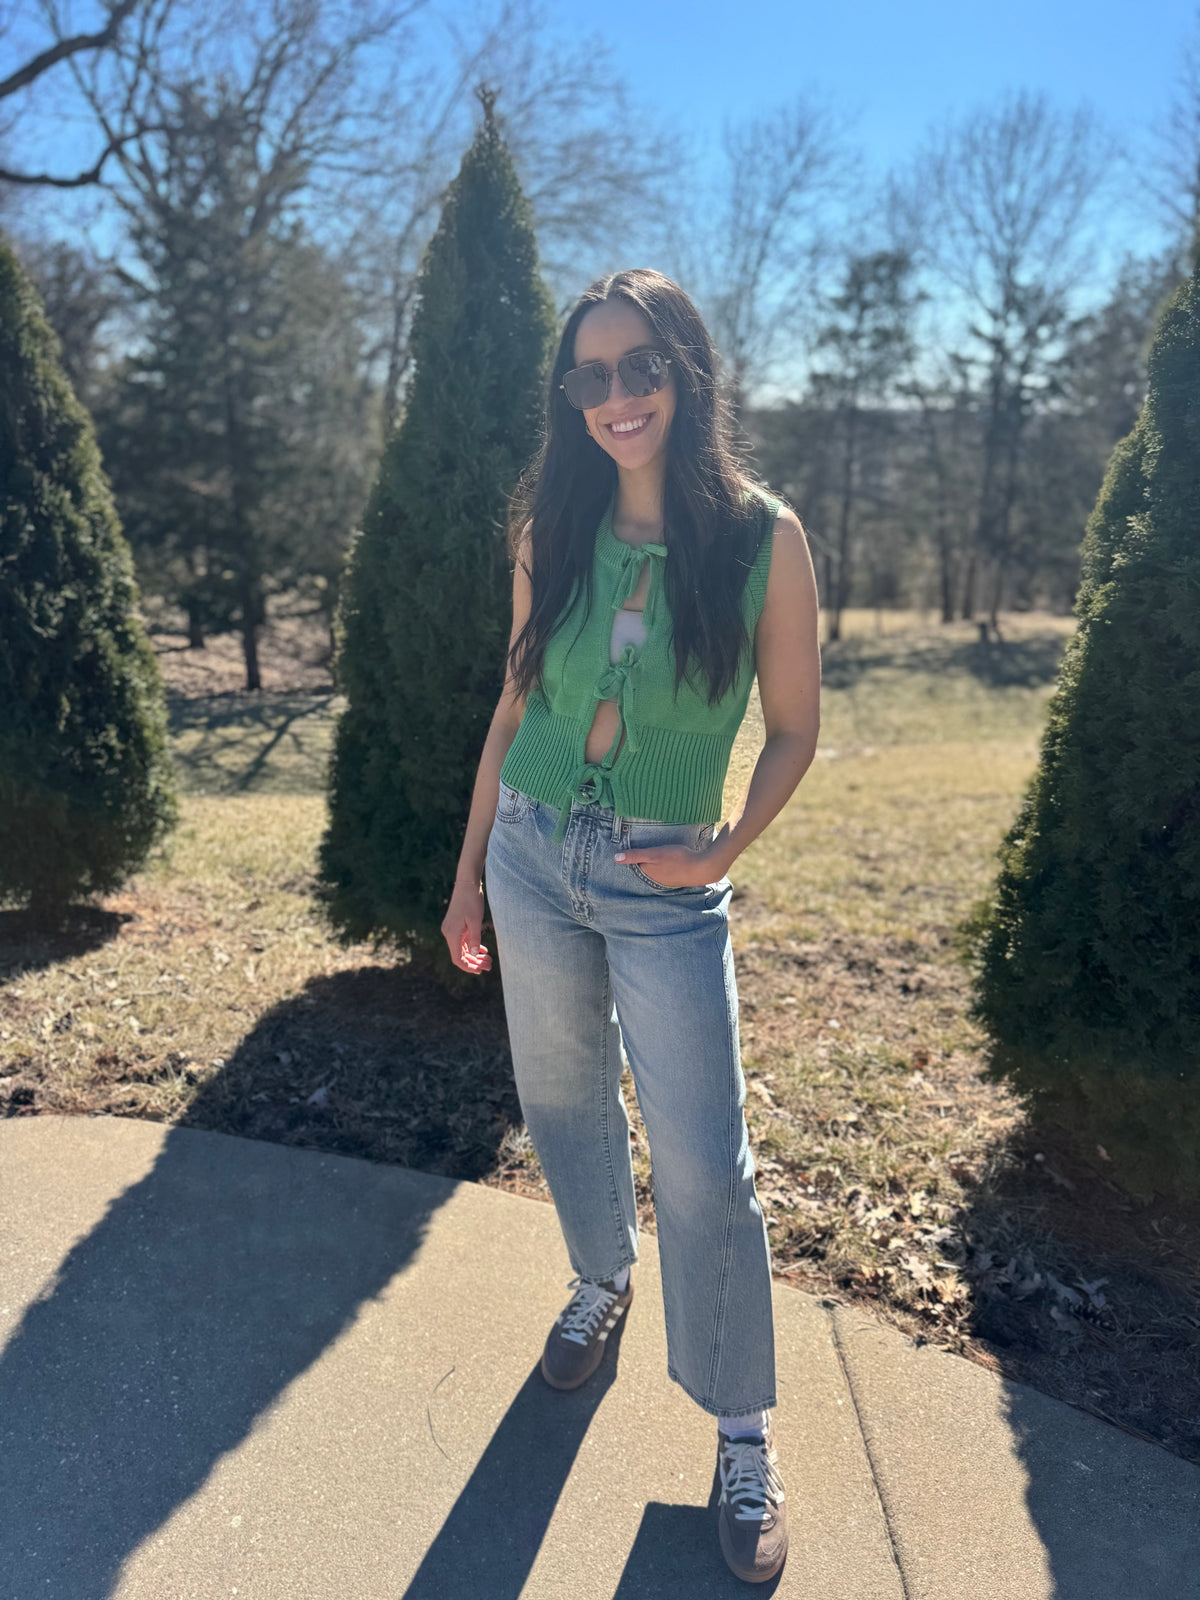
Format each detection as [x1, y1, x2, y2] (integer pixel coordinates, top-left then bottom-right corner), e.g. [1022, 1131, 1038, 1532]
[506, 267, 777, 707]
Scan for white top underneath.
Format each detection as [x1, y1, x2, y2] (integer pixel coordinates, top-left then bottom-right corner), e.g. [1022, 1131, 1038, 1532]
[610, 606, 647, 662]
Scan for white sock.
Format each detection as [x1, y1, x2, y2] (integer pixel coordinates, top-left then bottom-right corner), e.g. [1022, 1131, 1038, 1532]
[718, 1407, 769, 1439]
[609, 1265, 630, 1292]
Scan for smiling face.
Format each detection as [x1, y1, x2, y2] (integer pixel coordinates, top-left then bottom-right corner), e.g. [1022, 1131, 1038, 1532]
[572, 298, 676, 471]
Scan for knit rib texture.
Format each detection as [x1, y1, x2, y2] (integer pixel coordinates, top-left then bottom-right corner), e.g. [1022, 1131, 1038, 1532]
[500, 485, 782, 839]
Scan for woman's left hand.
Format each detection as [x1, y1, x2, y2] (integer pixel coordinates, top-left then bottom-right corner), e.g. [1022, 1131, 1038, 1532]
[613, 839, 728, 890]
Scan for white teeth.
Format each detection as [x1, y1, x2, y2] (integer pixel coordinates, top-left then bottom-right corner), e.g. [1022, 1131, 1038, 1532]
[611, 414, 650, 435]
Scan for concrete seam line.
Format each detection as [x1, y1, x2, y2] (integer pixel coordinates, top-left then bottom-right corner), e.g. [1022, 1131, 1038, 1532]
[826, 1304, 912, 1600]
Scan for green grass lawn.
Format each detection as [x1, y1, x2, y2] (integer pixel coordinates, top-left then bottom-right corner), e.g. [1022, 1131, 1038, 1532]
[2, 606, 1198, 1465]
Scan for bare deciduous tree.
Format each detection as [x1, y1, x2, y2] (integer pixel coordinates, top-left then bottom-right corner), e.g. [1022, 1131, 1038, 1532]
[19, 0, 429, 688]
[0, 0, 166, 187]
[1144, 5, 1200, 271]
[894, 88, 1114, 623]
[330, 0, 683, 431]
[682, 95, 856, 411]
[3, 0, 680, 682]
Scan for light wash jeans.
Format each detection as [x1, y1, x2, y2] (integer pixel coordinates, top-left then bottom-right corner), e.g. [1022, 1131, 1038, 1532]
[484, 776, 776, 1416]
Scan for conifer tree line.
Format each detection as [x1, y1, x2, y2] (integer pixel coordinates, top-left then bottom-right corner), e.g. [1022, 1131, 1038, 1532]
[2, 1, 1198, 680]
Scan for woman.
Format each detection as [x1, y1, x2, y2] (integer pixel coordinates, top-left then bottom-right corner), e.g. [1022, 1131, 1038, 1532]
[441, 267, 820, 1585]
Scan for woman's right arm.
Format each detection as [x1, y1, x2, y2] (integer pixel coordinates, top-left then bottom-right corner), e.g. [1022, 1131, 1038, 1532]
[440, 531, 533, 973]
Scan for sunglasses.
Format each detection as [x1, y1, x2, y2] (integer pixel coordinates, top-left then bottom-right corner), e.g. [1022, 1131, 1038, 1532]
[559, 347, 672, 410]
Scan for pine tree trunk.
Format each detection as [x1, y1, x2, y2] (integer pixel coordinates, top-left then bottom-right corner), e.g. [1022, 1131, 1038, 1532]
[832, 403, 859, 642]
[185, 596, 205, 650]
[939, 538, 956, 623]
[240, 574, 262, 692]
[989, 558, 1005, 634]
[822, 549, 837, 637]
[915, 390, 957, 624]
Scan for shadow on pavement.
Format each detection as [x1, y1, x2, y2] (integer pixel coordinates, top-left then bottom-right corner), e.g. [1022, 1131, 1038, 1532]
[404, 1301, 785, 1600]
[402, 1342, 624, 1600]
[0, 1120, 453, 1599]
[613, 1455, 784, 1598]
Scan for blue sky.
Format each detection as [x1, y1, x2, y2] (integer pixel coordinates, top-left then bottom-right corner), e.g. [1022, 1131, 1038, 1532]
[552, 0, 1194, 183]
[13, 0, 1194, 260]
[542, 0, 1195, 387]
[552, 0, 1194, 289]
[7, 0, 1194, 390]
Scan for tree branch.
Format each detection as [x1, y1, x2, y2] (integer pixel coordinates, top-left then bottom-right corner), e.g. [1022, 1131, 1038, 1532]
[0, 0, 142, 101]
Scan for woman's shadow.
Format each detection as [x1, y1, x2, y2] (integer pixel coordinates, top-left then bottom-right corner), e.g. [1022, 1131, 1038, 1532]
[400, 1310, 763, 1600]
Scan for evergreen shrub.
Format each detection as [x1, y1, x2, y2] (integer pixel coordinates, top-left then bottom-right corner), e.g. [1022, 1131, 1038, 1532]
[967, 268, 1200, 1202]
[316, 90, 556, 970]
[0, 234, 178, 919]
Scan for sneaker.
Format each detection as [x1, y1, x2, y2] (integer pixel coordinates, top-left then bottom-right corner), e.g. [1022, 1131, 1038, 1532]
[716, 1410, 788, 1583]
[540, 1272, 633, 1390]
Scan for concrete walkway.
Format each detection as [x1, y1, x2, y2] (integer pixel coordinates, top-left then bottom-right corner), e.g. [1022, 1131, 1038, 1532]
[1, 1114, 1196, 1599]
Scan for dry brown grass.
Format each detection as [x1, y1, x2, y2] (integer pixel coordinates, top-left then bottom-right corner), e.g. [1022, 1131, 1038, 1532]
[2, 601, 1198, 1465]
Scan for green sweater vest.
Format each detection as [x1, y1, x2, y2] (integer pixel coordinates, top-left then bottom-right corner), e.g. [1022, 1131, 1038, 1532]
[500, 485, 782, 841]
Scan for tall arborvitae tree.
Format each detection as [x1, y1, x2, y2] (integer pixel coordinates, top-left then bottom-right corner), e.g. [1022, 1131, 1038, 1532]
[0, 233, 178, 920]
[967, 265, 1200, 1202]
[317, 88, 556, 969]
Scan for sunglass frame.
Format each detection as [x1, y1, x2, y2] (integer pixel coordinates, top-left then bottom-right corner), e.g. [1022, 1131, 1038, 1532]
[559, 350, 672, 410]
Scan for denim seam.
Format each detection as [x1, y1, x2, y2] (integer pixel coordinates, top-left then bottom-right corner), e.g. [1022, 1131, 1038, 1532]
[581, 815, 598, 922]
[558, 806, 577, 911]
[598, 959, 633, 1268]
[706, 933, 740, 1403]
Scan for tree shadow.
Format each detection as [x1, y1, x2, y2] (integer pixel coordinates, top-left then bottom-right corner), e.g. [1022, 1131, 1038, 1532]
[949, 1110, 1200, 1466]
[172, 964, 520, 1181]
[166, 687, 337, 793]
[0, 904, 130, 976]
[821, 632, 1068, 693]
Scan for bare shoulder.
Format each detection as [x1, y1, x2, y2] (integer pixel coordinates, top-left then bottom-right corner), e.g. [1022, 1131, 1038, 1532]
[754, 501, 820, 741]
[761, 504, 816, 610]
[511, 518, 534, 621]
[770, 503, 807, 544]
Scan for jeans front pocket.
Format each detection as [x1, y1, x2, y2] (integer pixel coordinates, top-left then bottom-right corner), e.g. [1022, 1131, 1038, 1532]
[495, 778, 534, 825]
[627, 819, 716, 892]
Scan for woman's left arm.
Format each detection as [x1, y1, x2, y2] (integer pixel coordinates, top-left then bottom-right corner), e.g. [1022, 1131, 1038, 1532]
[707, 506, 821, 876]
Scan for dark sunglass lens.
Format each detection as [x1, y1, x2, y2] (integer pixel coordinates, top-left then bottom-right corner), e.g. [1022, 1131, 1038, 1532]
[619, 350, 667, 398]
[563, 362, 609, 409]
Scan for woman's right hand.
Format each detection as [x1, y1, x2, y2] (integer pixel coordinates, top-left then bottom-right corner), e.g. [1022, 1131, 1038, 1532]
[441, 877, 492, 974]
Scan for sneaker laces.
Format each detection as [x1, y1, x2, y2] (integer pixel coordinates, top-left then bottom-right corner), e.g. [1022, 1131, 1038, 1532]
[558, 1275, 618, 1346]
[719, 1436, 786, 1523]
